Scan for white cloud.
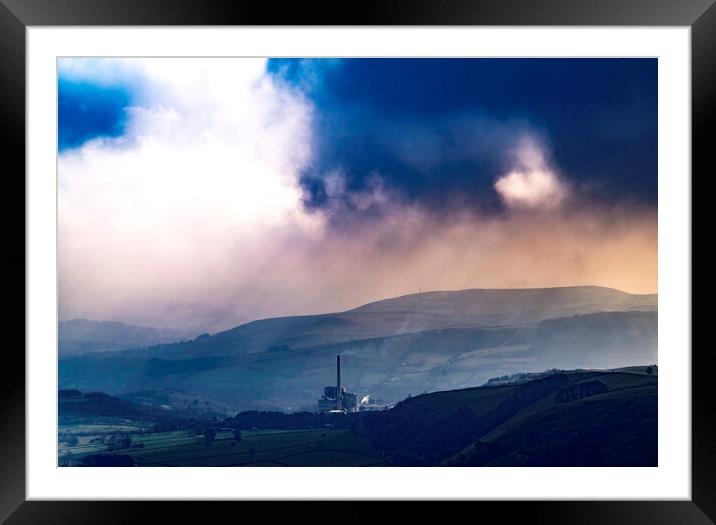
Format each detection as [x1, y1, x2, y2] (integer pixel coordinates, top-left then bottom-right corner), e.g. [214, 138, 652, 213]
[58, 58, 144, 87]
[59, 58, 326, 329]
[494, 136, 569, 210]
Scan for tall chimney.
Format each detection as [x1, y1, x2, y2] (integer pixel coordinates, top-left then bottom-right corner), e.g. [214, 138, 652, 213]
[336, 355, 342, 411]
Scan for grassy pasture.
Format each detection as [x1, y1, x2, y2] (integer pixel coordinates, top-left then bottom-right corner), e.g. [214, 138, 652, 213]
[59, 427, 387, 467]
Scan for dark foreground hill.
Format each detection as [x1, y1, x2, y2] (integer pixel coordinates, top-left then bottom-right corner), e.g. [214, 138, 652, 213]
[355, 370, 657, 466]
[59, 286, 657, 412]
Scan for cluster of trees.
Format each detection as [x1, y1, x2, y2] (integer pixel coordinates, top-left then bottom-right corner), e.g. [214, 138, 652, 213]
[555, 381, 608, 403]
[106, 434, 133, 450]
[187, 427, 242, 448]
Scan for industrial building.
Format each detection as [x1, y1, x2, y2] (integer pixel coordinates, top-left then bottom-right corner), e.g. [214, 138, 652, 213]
[317, 355, 359, 413]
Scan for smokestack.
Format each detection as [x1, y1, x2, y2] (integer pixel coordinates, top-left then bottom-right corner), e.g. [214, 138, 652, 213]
[336, 355, 342, 411]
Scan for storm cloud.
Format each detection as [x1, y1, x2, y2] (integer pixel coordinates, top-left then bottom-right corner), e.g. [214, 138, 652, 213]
[58, 58, 657, 332]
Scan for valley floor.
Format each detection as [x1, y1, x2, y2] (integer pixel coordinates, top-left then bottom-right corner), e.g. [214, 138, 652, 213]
[59, 427, 390, 467]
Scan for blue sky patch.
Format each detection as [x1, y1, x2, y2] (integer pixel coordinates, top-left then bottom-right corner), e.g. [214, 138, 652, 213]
[58, 77, 133, 151]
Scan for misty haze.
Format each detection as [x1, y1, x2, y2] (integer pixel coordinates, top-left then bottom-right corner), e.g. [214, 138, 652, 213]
[57, 58, 657, 467]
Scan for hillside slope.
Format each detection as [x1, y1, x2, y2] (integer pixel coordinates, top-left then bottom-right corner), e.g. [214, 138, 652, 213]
[113, 286, 655, 359]
[59, 287, 657, 411]
[356, 370, 657, 466]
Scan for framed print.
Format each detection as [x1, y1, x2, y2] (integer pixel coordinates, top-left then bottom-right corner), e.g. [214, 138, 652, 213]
[2, 0, 714, 522]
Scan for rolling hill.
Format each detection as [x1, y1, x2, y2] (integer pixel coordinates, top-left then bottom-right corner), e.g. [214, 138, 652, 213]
[356, 369, 657, 466]
[115, 285, 655, 359]
[58, 286, 657, 412]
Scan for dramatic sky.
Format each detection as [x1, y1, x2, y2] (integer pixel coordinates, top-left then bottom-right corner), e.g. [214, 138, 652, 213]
[58, 58, 657, 332]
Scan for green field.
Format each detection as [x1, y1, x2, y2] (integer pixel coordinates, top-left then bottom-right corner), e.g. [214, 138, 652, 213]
[59, 427, 390, 467]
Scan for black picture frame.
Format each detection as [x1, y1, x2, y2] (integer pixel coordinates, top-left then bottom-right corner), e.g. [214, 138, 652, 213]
[2, 0, 713, 522]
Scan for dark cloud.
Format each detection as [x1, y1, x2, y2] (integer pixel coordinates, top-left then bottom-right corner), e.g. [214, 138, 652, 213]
[269, 58, 657, 221]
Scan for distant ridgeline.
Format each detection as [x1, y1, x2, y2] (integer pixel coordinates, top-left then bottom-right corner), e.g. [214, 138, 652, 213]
[59, 286, 657, 412]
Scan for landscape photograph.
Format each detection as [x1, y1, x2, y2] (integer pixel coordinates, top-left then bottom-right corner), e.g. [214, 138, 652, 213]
[57, 57, 657, 467]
